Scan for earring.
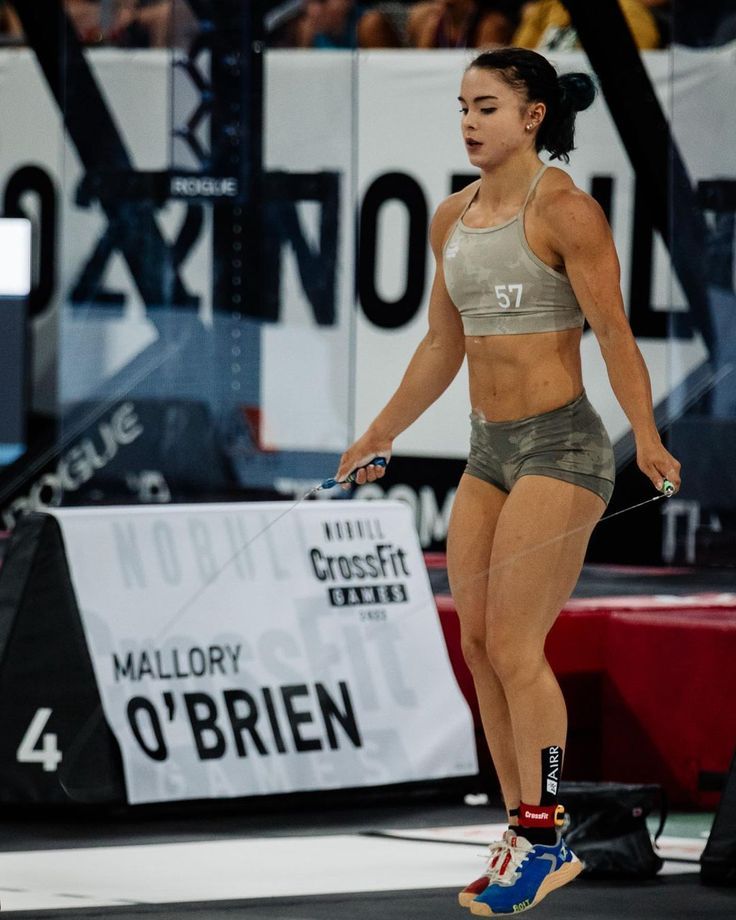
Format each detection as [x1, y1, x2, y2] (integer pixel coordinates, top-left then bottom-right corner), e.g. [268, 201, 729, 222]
[526, 124, 533, 131]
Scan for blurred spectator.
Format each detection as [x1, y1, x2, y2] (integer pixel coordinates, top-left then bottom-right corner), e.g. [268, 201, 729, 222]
[407, 0, 519, 48]
[297, 0, 401, 48]
[669, 0, 736, 47]
[513, 0, 661, 50]
[132, 0, 198, 48]
[641, 0, 670, 47]
[266, 0, 306, 47]
[0, 2, 22, 43]
[64, 0, 197, 48]
[65, 0, 106, 44]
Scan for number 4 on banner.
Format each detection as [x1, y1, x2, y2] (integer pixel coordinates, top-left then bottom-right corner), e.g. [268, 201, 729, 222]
[17, 708, 63, 772]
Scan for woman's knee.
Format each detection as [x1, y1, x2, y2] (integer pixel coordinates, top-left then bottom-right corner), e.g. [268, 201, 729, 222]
[486, 622, 545, 686]
[460, 631, 491, 674]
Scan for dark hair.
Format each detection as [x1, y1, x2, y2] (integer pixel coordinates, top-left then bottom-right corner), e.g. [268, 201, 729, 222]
[466, 47, 596, 164]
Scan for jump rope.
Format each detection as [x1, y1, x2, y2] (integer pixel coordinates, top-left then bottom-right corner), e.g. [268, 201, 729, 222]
[152, 455, 675, 644]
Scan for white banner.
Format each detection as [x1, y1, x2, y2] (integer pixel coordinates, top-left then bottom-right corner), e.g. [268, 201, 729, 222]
[52, 501, 477, 804]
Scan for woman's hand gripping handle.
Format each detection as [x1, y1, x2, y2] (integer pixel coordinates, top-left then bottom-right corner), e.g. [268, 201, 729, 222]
[328, 436, 393, 491]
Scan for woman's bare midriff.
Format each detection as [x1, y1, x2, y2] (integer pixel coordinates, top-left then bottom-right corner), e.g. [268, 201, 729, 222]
[465, 326, 584, 421]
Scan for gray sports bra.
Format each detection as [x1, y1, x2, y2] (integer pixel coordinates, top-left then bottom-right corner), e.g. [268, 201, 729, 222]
[442, 164, 585, 336]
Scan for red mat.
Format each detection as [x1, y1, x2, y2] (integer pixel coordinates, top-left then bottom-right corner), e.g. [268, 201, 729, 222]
[434, 589, 736, 808]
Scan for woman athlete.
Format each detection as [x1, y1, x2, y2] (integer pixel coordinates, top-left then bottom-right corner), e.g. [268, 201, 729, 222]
[334, 47, 681, 915]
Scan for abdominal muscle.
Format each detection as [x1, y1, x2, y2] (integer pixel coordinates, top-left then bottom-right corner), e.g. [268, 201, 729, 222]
[465, 326, 584, 421]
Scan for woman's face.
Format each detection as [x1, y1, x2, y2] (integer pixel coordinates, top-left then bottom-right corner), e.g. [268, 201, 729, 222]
[458, 68, 542, 167]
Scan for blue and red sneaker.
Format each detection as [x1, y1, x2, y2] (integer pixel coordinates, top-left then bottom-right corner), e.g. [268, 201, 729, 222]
[469, 830, 584, 915]
[458, 828, 517, 907]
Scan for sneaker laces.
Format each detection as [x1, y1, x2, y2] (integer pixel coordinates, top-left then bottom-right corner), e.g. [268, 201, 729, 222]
[481, 829, 515, 882]
[493, 833, 534, 887]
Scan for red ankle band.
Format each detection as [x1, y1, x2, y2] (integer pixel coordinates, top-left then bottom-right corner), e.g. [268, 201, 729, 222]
[519, 802, 564, 828]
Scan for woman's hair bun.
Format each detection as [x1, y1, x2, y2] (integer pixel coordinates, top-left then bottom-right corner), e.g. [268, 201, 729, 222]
[558, 72, 596, 113]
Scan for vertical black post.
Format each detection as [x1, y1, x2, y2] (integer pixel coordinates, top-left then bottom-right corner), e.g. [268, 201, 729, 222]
[562, 0, 713, 351]
[206, 0, 263, 315]
[12, 0, 193, 309]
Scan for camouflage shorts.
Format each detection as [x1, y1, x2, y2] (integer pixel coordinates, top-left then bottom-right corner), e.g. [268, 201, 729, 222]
[465, 389, 616, 506]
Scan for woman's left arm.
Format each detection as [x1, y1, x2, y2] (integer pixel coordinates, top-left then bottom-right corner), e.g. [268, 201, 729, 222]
[545, 187, 681, 493]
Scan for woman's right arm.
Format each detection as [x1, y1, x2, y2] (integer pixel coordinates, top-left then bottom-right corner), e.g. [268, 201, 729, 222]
[334, 200, 467, 485]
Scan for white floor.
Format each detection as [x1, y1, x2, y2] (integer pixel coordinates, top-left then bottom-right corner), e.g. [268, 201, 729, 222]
[378, 822, 707, 862]
[0, 823, 701, 913]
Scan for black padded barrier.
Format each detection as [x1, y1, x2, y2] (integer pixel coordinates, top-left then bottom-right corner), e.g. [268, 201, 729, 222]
[0, 512, 126, 806]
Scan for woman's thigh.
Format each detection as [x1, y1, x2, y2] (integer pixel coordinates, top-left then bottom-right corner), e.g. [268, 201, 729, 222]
[485, 474, 606, 664]
[447, 473, 508, 647]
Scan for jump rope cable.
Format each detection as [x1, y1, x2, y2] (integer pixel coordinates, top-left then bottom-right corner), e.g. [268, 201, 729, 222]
[445, 489, 671, 590]
[153, 460, 674, 643]
[152, 466, 380, 642]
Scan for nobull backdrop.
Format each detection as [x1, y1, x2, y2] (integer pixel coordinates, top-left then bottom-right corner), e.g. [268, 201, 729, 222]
[0, 45, 733, 556]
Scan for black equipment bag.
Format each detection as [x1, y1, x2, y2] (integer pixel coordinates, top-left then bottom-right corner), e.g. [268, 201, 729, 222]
[559, 780, 667, 878]
[700, 742, 736, 885]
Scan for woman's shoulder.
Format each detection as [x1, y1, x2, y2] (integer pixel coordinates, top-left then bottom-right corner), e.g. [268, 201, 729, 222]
[429, 181, 481, 254]
[537, 164, 577, 197]
[536, 166, 601, 219]
[436, 180, 481, 220]
[535, 166, 612, 245]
